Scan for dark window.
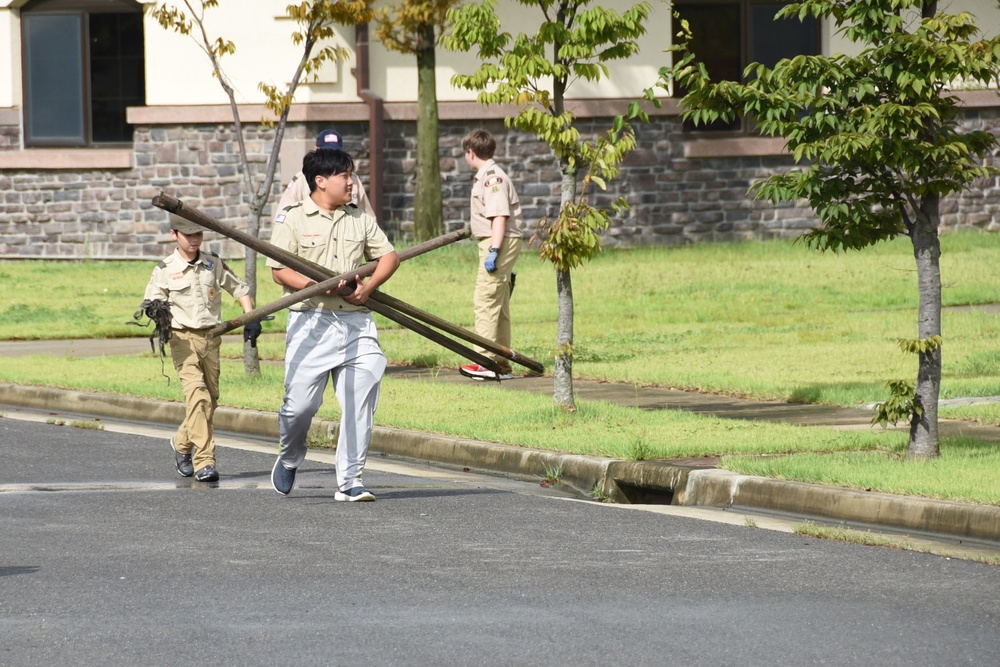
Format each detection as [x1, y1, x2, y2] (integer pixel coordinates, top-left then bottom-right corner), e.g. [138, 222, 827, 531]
[21, 0, 145, 147]
[673, 1, 819, 133]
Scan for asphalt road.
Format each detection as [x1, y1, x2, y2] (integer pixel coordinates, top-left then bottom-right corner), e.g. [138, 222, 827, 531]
[1, 414, 998, 667]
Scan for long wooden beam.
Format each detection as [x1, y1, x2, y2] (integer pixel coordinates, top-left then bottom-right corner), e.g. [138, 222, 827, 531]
[151, 192, 509, 375]
[208, 229, 470, 337]
[370, 291, 545, 375]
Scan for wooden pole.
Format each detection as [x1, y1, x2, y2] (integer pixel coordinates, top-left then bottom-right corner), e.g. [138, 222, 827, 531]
[369, 291, 545, 375]
[208, 229, 470, 337]
[151, 193, 509, 375]
[154, 192, 336, 283]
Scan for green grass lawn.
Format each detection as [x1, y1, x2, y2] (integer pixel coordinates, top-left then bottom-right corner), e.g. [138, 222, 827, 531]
[5, 232, 998, 411]
[2, 232, 999, 504]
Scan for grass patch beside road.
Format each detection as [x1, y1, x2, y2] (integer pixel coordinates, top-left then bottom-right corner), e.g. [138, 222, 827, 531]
[5, 353, 1000, 506]
[0, 353, 896, 458]
[723, 436, 1000, 505]
[792, 521, 1000, 565]
[3, 233, 1000, 414]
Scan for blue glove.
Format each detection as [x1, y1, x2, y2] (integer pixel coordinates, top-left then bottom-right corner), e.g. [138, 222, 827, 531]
[484, 248, 499, 273]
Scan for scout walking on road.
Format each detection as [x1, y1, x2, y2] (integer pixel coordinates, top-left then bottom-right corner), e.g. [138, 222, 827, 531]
[267, 149, 399, 500]
[459, 129, 525, 382]
[140, 214, 261, 482]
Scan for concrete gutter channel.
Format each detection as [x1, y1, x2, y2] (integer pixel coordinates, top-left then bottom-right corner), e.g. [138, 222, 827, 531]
[3, 381, 999, 547]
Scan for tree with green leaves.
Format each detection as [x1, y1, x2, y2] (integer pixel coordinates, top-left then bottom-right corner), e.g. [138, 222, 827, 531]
[444, 0, 655, 410]
[148, 0, 375, 375]
[656, 0, 1000, 459]
[376, 0, 464, 242]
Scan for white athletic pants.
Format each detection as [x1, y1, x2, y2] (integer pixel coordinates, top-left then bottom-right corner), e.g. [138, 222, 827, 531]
[277, 309, 387, 491]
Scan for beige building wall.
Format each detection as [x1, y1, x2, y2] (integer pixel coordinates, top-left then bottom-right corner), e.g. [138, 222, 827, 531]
[368, 2, 672, 102]
[0, 1, 21, 109]
[143, 0, 358, 106]
[141, 0, 673, 106]
[2, 0, 997, 115]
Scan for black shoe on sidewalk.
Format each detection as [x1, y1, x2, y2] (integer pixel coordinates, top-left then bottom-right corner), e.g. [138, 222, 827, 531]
[194, 465, 219, 482]
[170, 436, 194, 477]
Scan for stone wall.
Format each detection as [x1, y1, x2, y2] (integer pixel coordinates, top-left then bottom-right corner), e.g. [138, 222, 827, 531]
[0, 124, 287, 259]
[1, 109, 998, 259]
[380, 117, 822, 246]
[381, 114, 1000, 246]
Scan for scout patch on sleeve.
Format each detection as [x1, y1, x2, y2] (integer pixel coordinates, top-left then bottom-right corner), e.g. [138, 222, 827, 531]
[275, 213, 286, 224]
[484, 176, 504, 188]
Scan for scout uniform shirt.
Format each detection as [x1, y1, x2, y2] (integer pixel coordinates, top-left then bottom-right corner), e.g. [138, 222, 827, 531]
[143, 249, 250, 329]
[470, 159, 524, 240]
[266, 196, 395, 313]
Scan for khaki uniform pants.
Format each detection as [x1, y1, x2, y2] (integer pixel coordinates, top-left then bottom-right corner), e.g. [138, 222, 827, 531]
[474, 236, 521, 374]
[169, 329, 221, 471]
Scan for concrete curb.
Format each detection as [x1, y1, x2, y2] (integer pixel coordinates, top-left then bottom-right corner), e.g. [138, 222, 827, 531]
[684, 469, 1000, 543]
[3, 382, 998, 544]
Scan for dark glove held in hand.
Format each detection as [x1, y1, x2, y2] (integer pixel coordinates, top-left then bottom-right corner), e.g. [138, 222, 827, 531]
[244, 320, 263, 348]
[131, 299, 172, 357]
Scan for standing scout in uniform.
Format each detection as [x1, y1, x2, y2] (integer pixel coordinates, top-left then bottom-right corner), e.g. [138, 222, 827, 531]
[459, 129, 524, 381]
[142, 215, 261, 482]
[267, 149, 399, 500]
[276, 129, 375, 218]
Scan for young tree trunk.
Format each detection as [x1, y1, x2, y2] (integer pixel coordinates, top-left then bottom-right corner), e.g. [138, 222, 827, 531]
[243, 242, 261, 377]
[908, 193, 942, 459]
[909, 0, 940, 457]
[554, 266, 575, 410]
[553, 166, 577, 411]
[414, 28, 443, 242]
[241, 175, 265, 376]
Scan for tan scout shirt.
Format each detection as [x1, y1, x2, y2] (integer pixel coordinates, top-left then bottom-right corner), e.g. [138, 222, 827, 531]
[276, 171, 374, 219]
[143, 249, 250, 330]
[470, 159, 524, 240]
[266, 197, 395, 313]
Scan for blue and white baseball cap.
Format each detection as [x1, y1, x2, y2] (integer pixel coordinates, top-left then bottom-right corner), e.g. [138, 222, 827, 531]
[315, 129, 343, 149]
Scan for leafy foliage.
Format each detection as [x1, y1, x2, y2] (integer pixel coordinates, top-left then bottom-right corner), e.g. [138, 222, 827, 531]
[654, 0, 1000, 458]
[375, 0, 460, 53]
[658, 1, 1000, 252]
[150, 1, 373, 128]
[537, 123, 638, 272]
[897, 335, 943, 355]
[445, 0, 652, 167]
[873, 335, 945, 427]
[871, 379, 920, 429]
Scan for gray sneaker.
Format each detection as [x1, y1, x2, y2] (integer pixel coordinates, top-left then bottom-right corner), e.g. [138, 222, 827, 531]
[271, 458, 296, 495]
[335, 486, 375, 502]
[170, 436, 194, 477]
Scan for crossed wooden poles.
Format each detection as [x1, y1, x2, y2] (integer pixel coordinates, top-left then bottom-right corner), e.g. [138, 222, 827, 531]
[151, 192, 544, 376]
